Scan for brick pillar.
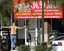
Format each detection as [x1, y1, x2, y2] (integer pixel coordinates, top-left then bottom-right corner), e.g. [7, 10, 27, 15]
[44, 19, 49, 42]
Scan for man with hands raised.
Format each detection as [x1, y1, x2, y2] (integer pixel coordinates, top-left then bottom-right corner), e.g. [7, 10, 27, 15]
[2, 22, 27, 50]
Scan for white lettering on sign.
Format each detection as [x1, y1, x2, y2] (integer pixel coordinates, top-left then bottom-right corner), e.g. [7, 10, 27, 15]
[32, 2, 39, 9]
[31, 1, 42, 10]
[38, 1, 42, 9]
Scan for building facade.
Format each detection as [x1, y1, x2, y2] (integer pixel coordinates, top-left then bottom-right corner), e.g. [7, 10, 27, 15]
[14, 0, 63, 46]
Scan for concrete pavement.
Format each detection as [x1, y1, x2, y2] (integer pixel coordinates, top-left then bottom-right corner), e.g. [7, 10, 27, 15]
[30, 46, 35, 51]
[11, 50, 18, 51]
[11, 46, 35, 51]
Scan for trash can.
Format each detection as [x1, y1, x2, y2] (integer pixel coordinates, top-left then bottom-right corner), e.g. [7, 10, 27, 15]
[0, 28, 11, 51]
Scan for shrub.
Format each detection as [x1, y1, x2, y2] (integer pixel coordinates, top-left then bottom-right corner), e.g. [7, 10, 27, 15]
[35, 45, 47, 51]
[47, 46, 52, 51]
[18, 45, 30, 51]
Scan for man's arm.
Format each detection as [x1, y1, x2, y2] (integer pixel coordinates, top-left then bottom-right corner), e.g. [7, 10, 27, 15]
[2, 26, 11, 28]
[17, 26, 27, 29]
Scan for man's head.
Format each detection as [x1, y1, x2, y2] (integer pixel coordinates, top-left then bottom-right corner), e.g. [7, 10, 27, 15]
[12, 22, 15, 26]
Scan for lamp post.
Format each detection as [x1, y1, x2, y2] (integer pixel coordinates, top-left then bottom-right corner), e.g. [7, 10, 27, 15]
[1, 18, 2, 37]
[11, 13, 12, 25]
[42, 0, 44, 42]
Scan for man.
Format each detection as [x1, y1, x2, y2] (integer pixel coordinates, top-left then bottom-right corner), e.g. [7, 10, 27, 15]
[2, 22, 27, 50]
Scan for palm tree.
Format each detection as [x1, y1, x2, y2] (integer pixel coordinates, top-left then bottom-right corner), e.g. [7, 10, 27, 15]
[50, 0, 63, 7]
[0, 0, 13, 25]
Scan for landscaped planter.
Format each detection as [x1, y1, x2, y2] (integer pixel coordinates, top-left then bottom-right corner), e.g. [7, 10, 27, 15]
[35, 45, 52, 51]
[18, 45, 52, 51]
[35, 45, 47, 51]
[18, 45, 30, 51]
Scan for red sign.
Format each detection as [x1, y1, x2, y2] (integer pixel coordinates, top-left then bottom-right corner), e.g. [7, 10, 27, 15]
[13, 0, 63, 19]
[44, 8, 62, 18]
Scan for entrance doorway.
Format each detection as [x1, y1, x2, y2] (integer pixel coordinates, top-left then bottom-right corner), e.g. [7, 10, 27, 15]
[25, 19, 38, 46]
[16, 19, 42, 46]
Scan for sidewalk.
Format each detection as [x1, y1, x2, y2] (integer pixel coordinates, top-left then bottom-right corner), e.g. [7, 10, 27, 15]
[11, 46, 35, 51]
[11, 47, 18, 51]
[30, 46, 35, 51]
[11, 50, 18, 51]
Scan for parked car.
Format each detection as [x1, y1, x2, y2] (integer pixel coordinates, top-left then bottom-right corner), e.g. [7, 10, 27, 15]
[51, 36, 64, 51]
[0, 28, 11, 51]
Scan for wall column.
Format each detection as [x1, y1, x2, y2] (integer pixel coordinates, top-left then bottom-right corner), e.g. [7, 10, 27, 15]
[44, 19, 49, 42]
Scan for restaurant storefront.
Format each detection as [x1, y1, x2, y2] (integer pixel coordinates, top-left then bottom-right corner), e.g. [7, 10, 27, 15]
[13, 0, 63, 46]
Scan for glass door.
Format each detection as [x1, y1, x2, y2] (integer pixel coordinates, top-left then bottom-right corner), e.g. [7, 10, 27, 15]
[25, 19, 38, 46]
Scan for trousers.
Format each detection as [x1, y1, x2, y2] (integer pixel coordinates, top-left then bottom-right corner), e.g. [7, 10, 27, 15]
[10, 34, 16, 49]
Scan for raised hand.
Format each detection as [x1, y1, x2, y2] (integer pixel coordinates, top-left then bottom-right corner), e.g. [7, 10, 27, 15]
[24, 26, 27, 28]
